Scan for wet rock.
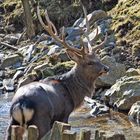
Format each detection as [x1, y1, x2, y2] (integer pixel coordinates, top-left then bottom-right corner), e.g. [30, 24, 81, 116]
[96, 56, 126, 87]
[95, 129, 126, 140]
[128, 101, 140, 124]
[84, 96, 109, 117]
[105, 76, 140, 111]
[3, 79, 14, 91]
[0, 54, 23, 69]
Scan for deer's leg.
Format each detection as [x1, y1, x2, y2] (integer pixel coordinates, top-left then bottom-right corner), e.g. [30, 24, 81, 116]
[30, 115, 51, 140]
[5, 118, 19, 140]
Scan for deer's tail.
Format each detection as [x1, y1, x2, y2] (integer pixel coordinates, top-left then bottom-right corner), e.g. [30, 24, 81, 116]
[10, 98, 35, 127]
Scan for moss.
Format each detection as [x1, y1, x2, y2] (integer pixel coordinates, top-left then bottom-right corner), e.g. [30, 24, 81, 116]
[1, 0, 23, 31]
[132, 44, 140, 57]
[52, 61, 75, 75]
[34, 61, 75, 78]
[108, 0, 140, 46]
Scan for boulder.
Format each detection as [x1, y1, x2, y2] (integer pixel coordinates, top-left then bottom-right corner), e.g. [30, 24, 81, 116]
[84, 96, 109, 117]
[79, 10, 107, 28]
[3, 79, 15, 91]
[47, 45, 61, 56]
[105, 76, 140, 111]
[128, 101, 140, 124]
[96, 56, 126, 87]
[0, 54, 23, 69]
[95, 129, 126, 140]
[3, 34, 21, 45]
[125, 68, 140, 77]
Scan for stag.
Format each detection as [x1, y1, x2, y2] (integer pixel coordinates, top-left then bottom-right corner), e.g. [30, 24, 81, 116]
[5, 4, 109, 140]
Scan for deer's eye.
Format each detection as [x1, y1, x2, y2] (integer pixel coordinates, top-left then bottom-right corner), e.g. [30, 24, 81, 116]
[87, 61, 95, 65]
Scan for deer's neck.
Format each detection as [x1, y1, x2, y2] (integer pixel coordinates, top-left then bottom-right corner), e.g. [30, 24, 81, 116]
[62, 65, 96, 108]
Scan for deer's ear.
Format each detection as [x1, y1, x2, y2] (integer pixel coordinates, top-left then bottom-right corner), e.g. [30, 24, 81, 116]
[67, 50, 82, 63]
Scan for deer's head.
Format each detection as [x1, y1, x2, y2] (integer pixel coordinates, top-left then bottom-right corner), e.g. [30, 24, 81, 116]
[37, 4, 109, 81]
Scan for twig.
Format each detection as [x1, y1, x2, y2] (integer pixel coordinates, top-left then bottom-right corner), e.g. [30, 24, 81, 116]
[0, 42, 18, 50]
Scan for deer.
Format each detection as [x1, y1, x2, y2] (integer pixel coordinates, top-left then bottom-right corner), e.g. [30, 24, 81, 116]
[5, 3, 109, 140]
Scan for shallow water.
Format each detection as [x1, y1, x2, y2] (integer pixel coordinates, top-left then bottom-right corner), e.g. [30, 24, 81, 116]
[69, 104, 140, 140]
[0, 93, 13, 140]
[1, 95, 140, 140]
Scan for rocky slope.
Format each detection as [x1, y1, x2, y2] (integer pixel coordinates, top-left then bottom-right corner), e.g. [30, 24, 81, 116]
[0, 0, 140, 139]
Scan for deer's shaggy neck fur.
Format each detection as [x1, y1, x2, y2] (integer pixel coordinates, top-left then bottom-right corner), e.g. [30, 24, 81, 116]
[47, 64, 96, 108]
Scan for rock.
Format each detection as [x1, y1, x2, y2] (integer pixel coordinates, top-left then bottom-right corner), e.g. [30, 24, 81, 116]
[96, 56, 126, 87]
[132, 44, 140, 58]
[23, 44, 36, 62]
[105, 76, 140, 111]
[125, 68, 140, 77]
[73, 17, 84, 27]
[0, 87, 3, 95]
[79, 10, 107, 28]
[0, 70, 5, 78]
[83, 27, 100, 46]
[47, 45, 61, 56]
[57, 50, 70, 62]
[84, 97, 109, 117]
[3, 79, 14, 91]
[5, 24, 16, 33]
[0, 53, 4, 60]
[12, 70, 24, 81]
[128, 101, 140, 124]
[0, 80, 3, 87]
[3, 34, 21, 45]
[18, 72, 39, 88]
[95, 129, 126, 140]
[39, 39, 53, 46]
[65, 27, 82, 42]
[0, 54, 23, 69]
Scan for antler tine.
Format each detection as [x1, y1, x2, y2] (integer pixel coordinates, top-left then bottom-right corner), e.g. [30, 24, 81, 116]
[90, 26, 99, 45]
[92, 32, 108, 52]
[44, 10, 58, 36]
[37, 4, 85, 55]
[80, 1, 92, 53]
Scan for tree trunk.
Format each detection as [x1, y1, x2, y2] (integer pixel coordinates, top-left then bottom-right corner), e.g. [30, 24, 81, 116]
[21, 0, 35, 39]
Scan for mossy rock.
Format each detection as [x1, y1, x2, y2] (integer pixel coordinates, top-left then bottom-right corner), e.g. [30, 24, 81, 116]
[35, 61, 75, 78]
[105, 76, 140, 111]
[0, 0, 23, 32]
[132, 44, 140, 58]
[109, 0, 140, 45]
[126, 68, 140, 77]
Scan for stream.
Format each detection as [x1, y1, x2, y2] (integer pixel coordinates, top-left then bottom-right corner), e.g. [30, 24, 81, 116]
[1, 94, 140, 140]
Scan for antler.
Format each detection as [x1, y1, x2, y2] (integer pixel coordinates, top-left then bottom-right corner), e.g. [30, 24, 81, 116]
[80, 1, 108, 53]
[92, 32, 108, 52]
[37, 4, 86, 56]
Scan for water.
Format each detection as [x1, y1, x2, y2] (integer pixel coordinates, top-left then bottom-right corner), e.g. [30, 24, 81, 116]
[0, 93, 13, 140]
[1, 96, 140, 140]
